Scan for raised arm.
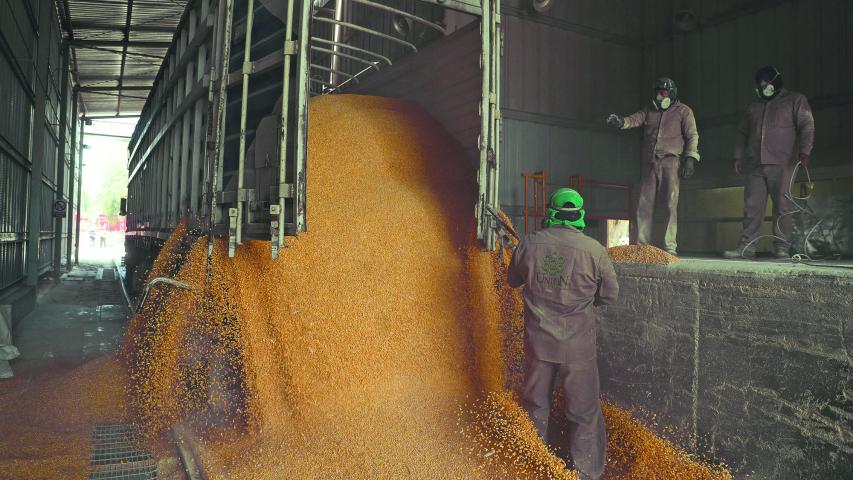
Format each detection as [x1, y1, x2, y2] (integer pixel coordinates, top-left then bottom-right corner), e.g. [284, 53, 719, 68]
[620, 109, 648, 130]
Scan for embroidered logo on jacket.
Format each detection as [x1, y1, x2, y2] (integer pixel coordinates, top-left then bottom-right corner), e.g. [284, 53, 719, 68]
[542, 252, 564, 276]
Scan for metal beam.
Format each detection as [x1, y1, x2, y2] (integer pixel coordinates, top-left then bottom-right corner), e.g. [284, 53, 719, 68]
[73, 44, 166, 61]
[58, 0, 84, 110]
[71, 21, 176, 33]
[80, 91, 149, 101]
[117, 0, 136, 116]
[80, 114, 141, 120]
[71, 39, 172, 49]
[78, 74, 157, 82]
[79, 86, 152, 92]
[85, 132, 132, 139]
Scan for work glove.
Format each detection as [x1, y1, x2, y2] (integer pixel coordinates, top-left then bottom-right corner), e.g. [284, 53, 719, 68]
[680, 157, 696, 179]
[799, 153, 811, 167]
[733, 158, 742, 175]
[606, 114, 624, 129]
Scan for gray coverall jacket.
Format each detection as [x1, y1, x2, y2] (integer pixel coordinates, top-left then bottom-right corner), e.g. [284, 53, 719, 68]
[733, 89, 815, 251]
[621, 102, 699, 253]
[622, 102, 700, 164]
[508, 226, 619, 363]
[734, 89, 814, 166]
[508, 226, 619, 480]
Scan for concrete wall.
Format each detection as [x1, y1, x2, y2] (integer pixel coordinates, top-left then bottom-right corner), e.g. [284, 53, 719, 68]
[599, 261, 853, 479]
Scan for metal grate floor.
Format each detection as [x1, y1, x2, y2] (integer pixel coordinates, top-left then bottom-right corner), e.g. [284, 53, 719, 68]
[88, 424, 157, 479]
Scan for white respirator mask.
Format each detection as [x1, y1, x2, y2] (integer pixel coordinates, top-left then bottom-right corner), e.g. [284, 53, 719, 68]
[755, 70, 780, 99]
[656, 95, 672, 110]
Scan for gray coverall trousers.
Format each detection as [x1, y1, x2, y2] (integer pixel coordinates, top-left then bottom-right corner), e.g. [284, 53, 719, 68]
[522, 356, 607, 480]
[636, 155, 680, 253]
[739, 163, 796, 251]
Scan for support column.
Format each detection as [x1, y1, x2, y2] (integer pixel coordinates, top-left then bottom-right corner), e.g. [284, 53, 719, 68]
[53, 42, 71, 280]
[66, 89, 79, 271]
[74, 122, 85, 265]
[26, 0, 54, 286]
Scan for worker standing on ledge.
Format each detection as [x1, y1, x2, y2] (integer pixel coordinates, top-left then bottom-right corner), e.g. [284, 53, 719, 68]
[606, 77, 700, 256]
[723, 65, 815, 259]
[508, 188, 619, 480]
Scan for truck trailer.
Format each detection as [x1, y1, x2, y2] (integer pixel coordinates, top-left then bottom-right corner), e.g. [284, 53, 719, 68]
[123, 0, 502, 292]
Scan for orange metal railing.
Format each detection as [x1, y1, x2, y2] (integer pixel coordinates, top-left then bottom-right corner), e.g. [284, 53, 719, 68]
[522, 171, 547, 234]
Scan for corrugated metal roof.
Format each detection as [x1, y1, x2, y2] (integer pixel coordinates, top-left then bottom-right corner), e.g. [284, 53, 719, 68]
[55, 0, 189, 116]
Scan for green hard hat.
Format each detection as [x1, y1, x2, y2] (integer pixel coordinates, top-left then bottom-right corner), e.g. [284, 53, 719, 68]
[544, 188, 586, 229]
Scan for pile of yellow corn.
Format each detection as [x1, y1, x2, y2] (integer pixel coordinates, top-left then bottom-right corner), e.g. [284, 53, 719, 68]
[607, 245, 679, 265]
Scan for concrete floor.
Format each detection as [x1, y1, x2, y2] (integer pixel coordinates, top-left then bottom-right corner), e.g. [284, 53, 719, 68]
[9, 260, 130, 377]
[675, 255, 853, 276]
[2, 258, 190, 479]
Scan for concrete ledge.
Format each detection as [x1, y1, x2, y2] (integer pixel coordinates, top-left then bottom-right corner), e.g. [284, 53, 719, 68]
[598, 258, 853, 479]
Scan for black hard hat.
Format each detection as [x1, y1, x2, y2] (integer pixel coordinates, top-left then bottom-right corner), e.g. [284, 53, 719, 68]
[755, 65, 783, 89]
[654, 77, 678, 101]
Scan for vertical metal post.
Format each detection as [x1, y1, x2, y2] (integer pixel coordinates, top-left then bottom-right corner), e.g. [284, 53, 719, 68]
[523, 174, 529, 234]
[160, 147, 168, 226]
[488, 0, 501, 246]
[190, 99, 204, 216]
[207, 0, 235, 271]
[475, 0, 491, 249]
[235, 0, 257, 250]
[179, 105, 191, 217]
[295, 0, 312, 233]
[330, 0, 346, 86]
[190, 39, 207, 216]
[532, 175, 538, 230]
[66, 88, 79, 271]
[26, 0, 53, 286]
[274, 0, 299, 258]
[53, 41, 71, 280]
[170, 113, 181, 226]
[539, 171, 546, 228]
[75, 121, 85, 265]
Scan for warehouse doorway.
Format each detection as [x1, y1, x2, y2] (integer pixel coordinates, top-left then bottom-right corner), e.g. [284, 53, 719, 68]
[78, 118, 135, 265]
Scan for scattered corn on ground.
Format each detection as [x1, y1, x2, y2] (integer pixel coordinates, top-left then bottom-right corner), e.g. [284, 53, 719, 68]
[0, 95, 729, 479]
[607, 245, 679, 264]
[0, 357, 128, 479]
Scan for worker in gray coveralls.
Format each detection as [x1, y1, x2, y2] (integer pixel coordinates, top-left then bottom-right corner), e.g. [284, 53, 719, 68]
[606, 77, 700, 256]
[508, 188, 620, 480]
[723, 65, 815, 259]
